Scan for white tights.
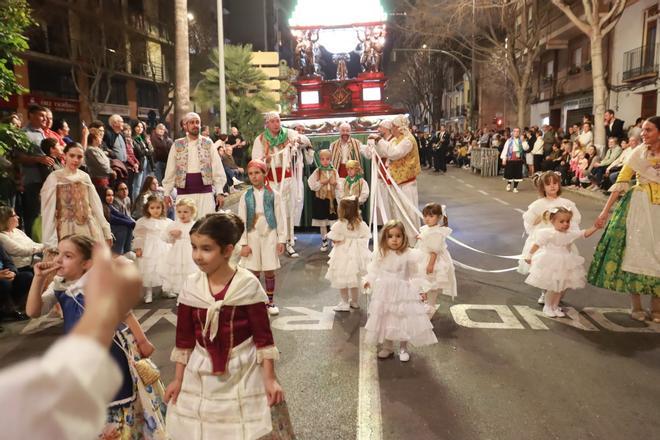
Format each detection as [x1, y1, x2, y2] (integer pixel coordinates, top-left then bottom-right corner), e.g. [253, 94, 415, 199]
[339, 287, 359, 304]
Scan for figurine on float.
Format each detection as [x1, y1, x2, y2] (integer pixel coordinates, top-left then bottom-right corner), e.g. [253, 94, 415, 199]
[294, 30, 319, 77]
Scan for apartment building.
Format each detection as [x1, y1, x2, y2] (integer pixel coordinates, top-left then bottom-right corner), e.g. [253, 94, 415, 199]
[1, 0, 175, 135]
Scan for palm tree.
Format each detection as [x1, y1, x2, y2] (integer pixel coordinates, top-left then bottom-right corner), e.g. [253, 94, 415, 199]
[174, 0, 191, 130]
[194, 44, 277, 142]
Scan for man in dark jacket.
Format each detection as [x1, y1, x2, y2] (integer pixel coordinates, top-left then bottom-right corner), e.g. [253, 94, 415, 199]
[604, 109, 625, 143]
[433, 125, 450, 173]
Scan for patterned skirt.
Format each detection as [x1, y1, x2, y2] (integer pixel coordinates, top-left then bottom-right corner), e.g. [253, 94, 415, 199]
[100, 332, 168, 440]
[587, 190, 660, 297]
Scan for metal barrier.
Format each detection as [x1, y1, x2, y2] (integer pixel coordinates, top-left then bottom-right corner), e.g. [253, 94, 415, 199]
[470, 148, 500, 177]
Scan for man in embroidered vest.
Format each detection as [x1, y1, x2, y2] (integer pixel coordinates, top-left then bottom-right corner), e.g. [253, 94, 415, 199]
[329, 123, 370, 178]
[252, 112, 302, 258]
[367, 120, 396, 225]
[162, 112, 226, 217]
[372, 115, 421, 243]
[499, 127, 525, 193]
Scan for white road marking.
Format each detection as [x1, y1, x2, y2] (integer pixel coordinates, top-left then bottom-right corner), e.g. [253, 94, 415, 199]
[450, 175, 457, 180]
[450, 304, 525, 329]
[358, 328, 383, 440]
[271, 307, 336, 331]
[514, 208, 525, 214]
[139, 309, 177, 332]
[513, 306, 598, 331]
[493, 197, 510, 206]
[583, 307, 660, 333]
[465, 183, 475, 188]
[478, 190, 489, 196]
[456, 179, 465, 183]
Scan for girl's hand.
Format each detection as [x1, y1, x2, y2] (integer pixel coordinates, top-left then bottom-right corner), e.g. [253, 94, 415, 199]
[135, 248, 143, 258]
[264, 378, 284, 407]
[363, 281, 370, 289]
[34, 261, 61, 278]
[137, 339, 155, 358]
[0, 269, 15, 280]
[276, 243, 284, 255]
[164, 379, 182, 405]
[420, 292, 428, 302]
[595, 211, 608, 229]
[525, 258, 532, 265]
[170, 229, 182, 239]
[240, 245, 252, 257]
[426, 264, 434, 275]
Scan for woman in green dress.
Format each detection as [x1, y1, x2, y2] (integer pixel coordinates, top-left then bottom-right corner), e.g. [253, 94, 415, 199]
[588, 116, 660, 322]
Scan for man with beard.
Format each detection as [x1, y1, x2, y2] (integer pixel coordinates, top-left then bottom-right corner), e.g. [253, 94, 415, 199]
[251, 112, 302, 258]
[329, 123, 370, 177]
[162, 112, 226, 217]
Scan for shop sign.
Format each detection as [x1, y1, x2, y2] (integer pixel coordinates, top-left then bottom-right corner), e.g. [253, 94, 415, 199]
[24, 94, 80, 113]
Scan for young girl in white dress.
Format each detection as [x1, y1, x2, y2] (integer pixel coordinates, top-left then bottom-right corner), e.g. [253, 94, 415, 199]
[325, 197, 371, 312]
[518, 171, 582, 305]
[160, 197, 197, 298]
[133, 196, 173, 303]
[364, 220, 437, 362]
[417, 203, 457, 318]
[525, 207, 600, 318]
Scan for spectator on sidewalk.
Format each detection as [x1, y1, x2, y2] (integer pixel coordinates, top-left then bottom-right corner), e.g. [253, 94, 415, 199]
[17, 104, 52, 238]
[603, 136, 638, 191]
[587, 137, 622, 190]
[85, 128, 116, 196]
[577, 122, 593, 150]
[604, 109, 625, 143]
[150, 123, 172, 183]
[40, 138, 64, 173]
[433, 125, 450, 173]
[51, 118, 73, 145]
[227, 126, 246, 167]
[0, 242, 32, 323]
[102, 187, 135, 256]
[627, 117, 643, 140]
[0, 205, 43, 275]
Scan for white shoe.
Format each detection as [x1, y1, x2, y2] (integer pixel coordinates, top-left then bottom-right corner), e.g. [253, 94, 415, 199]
[554, 307, 566, 318]
[144, 291, 153, 304]
[333, 301, 350, 312]
[543, 305, 556, 318]
[349, 301, 360, 310]
[232, 176, 243, 186]
[285, 243, 299, 258]
[267, 304, 280, 315]
[506, 183, 512, 192]
[513, 188, 519, 193]
[399, 350, 410, 362]
[377, 349, 393, 359]
[537, 291, 545, 305]
[320, 239, 329, 252]
[162, 291, 178, 299]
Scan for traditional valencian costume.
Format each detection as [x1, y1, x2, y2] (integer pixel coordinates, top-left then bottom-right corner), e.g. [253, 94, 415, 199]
[500, 135, 525, 191]
[335, 160, 370, 205]
[39, 275, 167, 439]
[40, 168, 112, 248]
[252, 117, 302, 256]
[166, 268, 280, 439]
[308, 155, 340, 228]
[588, 144, 660, 296]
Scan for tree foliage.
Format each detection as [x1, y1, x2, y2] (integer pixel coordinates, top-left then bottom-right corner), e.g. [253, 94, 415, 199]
[0, 0, 34, 100]
[194, 44, 276, 141]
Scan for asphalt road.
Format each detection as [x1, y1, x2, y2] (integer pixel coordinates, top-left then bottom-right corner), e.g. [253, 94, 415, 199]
[1, 166, 658, 440]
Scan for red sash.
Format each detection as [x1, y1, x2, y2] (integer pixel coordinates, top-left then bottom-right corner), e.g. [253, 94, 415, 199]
[267, 167, 292, 182]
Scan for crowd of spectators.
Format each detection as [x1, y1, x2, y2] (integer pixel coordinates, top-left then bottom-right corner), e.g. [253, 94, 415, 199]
[413, 109, 640, 195]
[0, 106, 247, 332]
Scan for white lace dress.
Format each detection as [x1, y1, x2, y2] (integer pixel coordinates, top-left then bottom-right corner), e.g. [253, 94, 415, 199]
[160, 220, 196, 294]
[415, 225, 457, 298]
[517, 196, 581, 274]
[364, 249, 437, 346]
[325, 220, 371, 289]
[133, 217, 173, 288]
[525, 229, 587, 292]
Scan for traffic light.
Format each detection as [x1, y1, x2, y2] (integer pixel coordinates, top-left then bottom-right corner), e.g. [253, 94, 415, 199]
[496, 118, 503, 128]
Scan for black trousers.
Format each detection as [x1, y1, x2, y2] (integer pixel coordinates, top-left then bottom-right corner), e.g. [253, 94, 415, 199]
[0, 268, 33, 312]
[433, 147, 447, 172]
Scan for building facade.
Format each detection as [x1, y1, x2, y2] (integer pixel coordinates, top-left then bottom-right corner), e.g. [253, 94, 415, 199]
[1, 0, 175, 134]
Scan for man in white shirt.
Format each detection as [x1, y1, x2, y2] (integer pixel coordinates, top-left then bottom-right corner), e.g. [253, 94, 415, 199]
[329, 123, 370, 178]
[604, 135, 639, 190]
[0, 245, 142, 440]
[163, 112, 227, 217]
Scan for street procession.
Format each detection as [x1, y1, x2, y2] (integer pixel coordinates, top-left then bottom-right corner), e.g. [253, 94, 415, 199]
[0, 0, 658, 439]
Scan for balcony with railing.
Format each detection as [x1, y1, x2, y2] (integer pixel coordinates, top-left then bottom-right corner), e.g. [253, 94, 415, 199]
[622, 43, 659, 81]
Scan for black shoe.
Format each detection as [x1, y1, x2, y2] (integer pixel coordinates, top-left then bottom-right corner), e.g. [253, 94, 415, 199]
[0, 325, 4, 332]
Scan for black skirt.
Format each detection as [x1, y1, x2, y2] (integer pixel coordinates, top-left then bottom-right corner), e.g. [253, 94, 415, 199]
[504, 159, 524, 180]
[312, 196, 338, 221]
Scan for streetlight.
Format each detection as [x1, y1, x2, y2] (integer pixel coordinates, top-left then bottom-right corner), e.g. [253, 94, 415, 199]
[217, 0, 227, 132]
[187, 12, 194, 21]
[422, 44, 427, 49]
